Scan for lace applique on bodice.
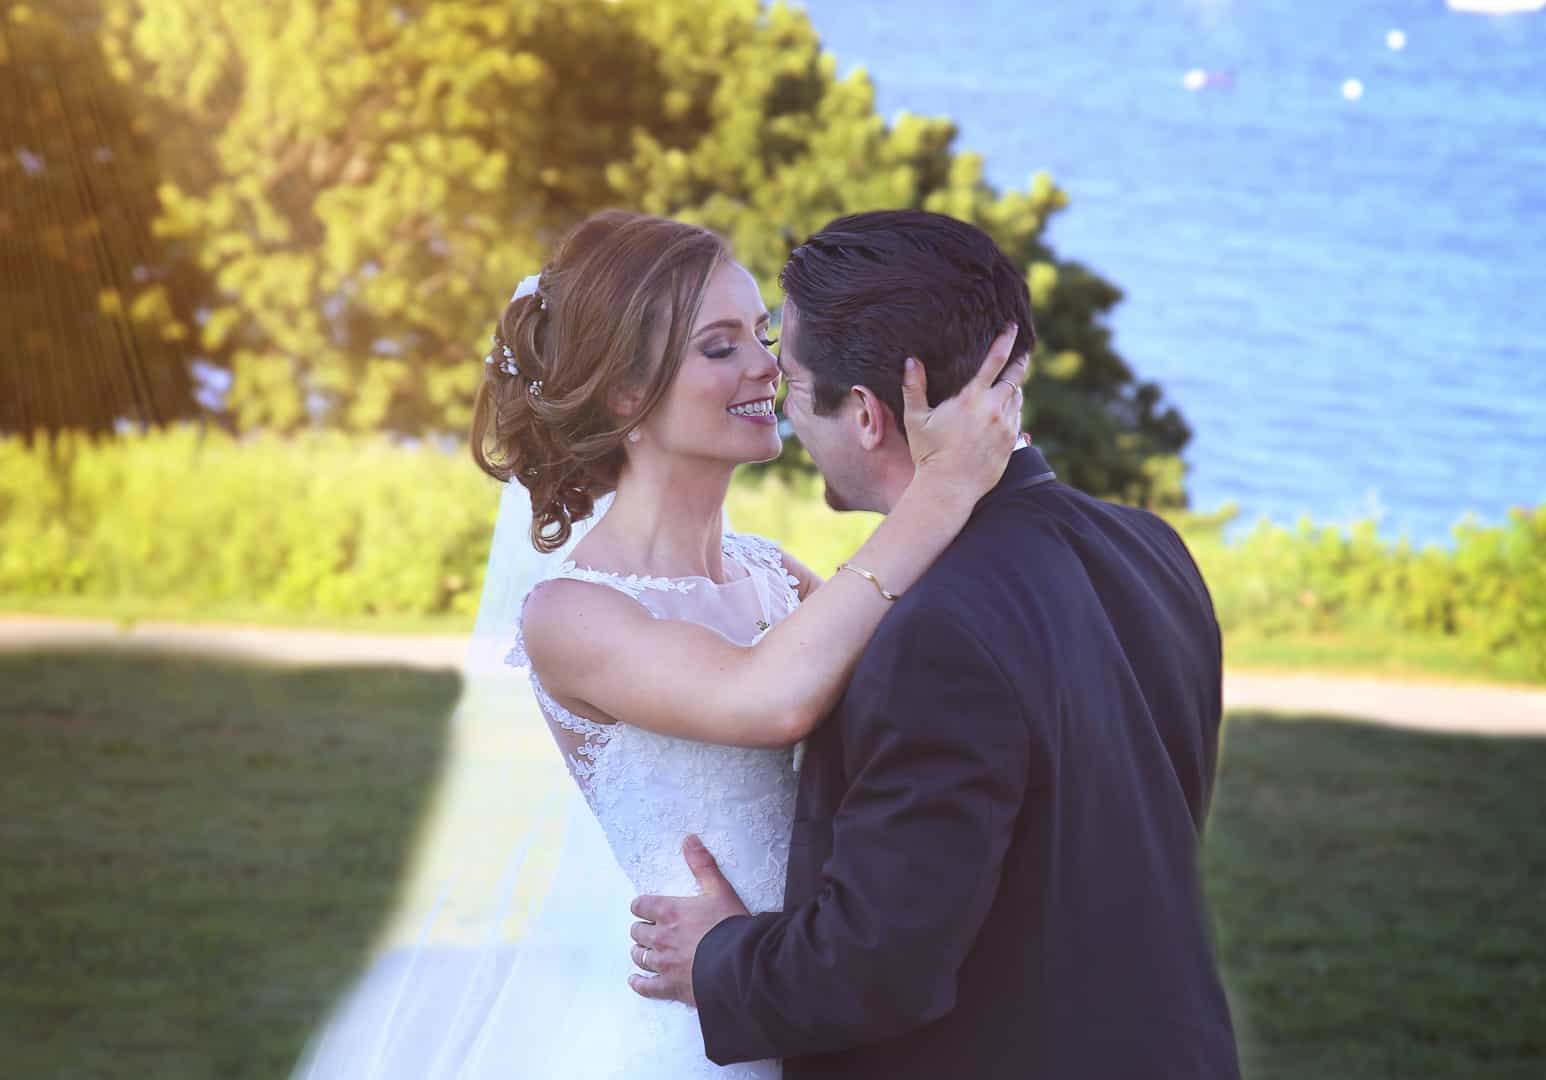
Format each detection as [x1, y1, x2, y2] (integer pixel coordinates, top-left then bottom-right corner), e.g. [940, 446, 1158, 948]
[506, 531, 803, 917]
[545, 563, 698, 600]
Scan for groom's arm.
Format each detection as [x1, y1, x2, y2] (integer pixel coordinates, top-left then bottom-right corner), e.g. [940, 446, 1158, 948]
[692, 607, 1034, 1065]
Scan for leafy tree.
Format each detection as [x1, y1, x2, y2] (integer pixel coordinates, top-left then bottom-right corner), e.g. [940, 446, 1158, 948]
[0, 0, 201, 438]
[95, 0, 665, 433]
[609, 4, 1189, 504]
[97, 0, 1188, 504]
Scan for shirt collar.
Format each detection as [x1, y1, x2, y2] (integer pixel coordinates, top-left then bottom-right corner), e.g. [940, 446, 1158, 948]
[982, 441, 1057, 506]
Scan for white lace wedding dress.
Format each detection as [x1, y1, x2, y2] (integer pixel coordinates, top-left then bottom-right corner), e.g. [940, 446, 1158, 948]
[508, 530, 801, 1078]
[292, 528, 800, 1079]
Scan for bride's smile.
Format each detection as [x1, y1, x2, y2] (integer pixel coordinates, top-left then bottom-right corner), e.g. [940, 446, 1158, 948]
[727, 397, 776, 422]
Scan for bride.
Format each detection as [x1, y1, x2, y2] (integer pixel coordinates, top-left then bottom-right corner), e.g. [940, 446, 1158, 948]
[291, 209, 1022, 1078]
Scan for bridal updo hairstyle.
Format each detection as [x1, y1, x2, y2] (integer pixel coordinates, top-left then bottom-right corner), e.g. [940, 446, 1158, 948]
[470, 210, 729, 553]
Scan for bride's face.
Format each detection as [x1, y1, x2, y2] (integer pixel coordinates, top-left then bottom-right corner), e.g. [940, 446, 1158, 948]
[633, 260, 782, 467]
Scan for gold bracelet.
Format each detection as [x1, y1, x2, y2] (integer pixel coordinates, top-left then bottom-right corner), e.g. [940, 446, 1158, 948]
[836, 562, 900, 602]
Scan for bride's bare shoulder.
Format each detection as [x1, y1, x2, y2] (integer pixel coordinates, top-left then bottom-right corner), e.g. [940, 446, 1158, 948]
[521, 576, 653, 665]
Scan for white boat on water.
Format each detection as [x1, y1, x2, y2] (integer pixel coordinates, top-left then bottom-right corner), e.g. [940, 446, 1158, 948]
[1446, 0, 1545, 14]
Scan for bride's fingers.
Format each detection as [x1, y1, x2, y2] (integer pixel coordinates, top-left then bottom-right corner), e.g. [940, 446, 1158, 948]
[1001, 384, 1026, 426]
[900, 322, 1019, 430]
[968, 322, 1019, 390]
[999, 350, 1031, 389]
[970, 367, 1020, 437]
[899, 356, 930, 434]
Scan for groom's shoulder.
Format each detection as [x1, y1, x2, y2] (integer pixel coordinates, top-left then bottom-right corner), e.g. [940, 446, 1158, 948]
[960, 479, 1187, 565]
[913, 484, 1082, 588]
[862, 507, 1062, 658]
[899, 482, 1187, 615]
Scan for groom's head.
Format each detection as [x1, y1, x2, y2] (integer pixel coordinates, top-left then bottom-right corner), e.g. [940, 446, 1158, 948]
[777, 210, 1034, 513]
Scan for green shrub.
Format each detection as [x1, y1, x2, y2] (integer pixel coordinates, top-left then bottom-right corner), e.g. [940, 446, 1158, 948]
[1181, 506, 1546, 678]
[0, 427, 501, 619]
[2, 429, 1541, 679]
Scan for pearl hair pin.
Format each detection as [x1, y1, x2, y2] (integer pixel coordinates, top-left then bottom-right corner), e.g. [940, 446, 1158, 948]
[485, 339, 520, 377]
[483, 272, 548, 390]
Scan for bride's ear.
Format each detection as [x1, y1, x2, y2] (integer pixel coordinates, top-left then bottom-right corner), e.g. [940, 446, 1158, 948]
[848, 384, 891, 452]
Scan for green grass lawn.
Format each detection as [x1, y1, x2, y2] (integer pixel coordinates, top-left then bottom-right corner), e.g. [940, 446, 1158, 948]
[1205, 713, 1546, 1078]
[0, 648, 461, 1079]
[1, 649, 1542, 1077]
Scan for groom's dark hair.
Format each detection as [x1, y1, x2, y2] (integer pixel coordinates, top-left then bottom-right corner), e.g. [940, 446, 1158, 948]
[779, 210, 1035, 436]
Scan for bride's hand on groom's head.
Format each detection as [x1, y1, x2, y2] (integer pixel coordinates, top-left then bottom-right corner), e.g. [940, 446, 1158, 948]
[902, 322, 1026, 502]
[627, 835, 749, 1008]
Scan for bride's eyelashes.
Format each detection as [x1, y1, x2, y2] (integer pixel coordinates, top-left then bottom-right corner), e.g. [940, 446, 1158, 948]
[702, 336, 778, 360]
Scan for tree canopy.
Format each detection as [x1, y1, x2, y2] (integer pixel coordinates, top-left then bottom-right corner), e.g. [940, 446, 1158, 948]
[5, 0, 1190, 506]
[0, 0, 203, 436]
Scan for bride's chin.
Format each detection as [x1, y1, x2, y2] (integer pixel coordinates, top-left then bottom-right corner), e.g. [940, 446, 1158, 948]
[742, 435, 784, 466]
[713, 431, 783, 467]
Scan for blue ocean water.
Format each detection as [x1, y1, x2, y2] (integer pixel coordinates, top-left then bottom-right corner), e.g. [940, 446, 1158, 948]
[801, 0, 1546, 543]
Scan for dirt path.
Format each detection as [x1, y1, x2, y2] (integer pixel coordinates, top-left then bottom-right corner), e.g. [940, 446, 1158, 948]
[1223, 670, 1546, 736]
[5, 615, 1544, 736]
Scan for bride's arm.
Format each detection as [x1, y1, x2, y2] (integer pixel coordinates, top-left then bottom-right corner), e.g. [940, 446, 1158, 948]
[523, 327, 1027, 750]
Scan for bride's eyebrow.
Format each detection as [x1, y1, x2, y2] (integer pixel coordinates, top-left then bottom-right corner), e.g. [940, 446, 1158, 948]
[692, 318, 740, 338]
[691, 312, 771, 338]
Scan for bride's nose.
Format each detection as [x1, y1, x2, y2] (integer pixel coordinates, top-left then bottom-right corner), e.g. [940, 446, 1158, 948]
[745, 348, 778, 388]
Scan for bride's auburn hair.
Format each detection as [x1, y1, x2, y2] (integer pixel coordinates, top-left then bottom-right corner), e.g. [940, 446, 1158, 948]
[470, 210, 729, 553]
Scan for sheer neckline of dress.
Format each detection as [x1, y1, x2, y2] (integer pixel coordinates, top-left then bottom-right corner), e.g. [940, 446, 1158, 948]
[557, 531, 763, 590]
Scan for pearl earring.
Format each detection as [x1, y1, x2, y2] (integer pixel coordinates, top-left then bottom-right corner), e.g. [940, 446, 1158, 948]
[627, 430, 642, 444]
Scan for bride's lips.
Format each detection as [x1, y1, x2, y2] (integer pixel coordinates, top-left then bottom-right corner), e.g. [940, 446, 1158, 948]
[726, 396, 777, 425]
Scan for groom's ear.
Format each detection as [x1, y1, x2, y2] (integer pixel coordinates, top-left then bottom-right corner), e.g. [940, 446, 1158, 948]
[848, 384, 893, 452]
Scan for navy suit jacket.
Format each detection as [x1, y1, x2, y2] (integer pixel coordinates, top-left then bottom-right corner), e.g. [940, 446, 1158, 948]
[693, 447, 1241, 1078]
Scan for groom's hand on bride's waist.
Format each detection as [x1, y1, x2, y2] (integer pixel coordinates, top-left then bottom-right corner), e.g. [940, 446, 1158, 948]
[628, 835, 749, 1008]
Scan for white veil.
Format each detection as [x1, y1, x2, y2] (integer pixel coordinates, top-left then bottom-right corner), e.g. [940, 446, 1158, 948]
[290, 482, 642, 1077]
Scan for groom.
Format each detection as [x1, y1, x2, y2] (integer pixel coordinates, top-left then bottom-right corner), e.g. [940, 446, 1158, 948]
[628, 210, 1241, 1078]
